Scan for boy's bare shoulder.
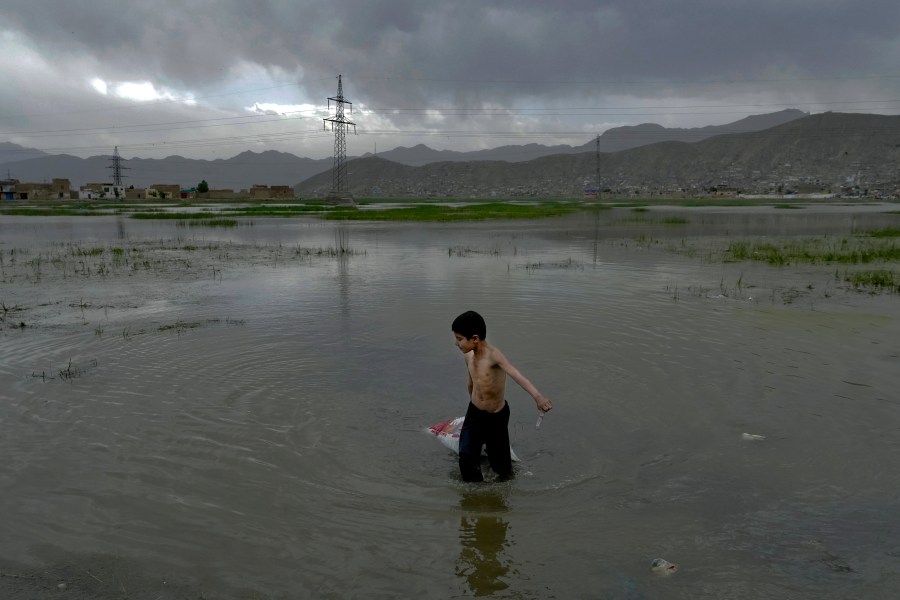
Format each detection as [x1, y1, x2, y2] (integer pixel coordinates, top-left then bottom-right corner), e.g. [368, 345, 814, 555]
[485, 343, 509, 366]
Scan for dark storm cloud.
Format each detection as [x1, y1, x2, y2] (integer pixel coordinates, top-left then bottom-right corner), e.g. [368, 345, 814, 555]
[2, 0, 898, 158]
[7, 0, 899, 100]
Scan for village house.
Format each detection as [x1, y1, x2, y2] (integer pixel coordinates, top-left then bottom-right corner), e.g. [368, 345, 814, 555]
[50, 179, 72, 199]
[250, 185, 294, 200]
[0, 178, 73, 200]
[1, 178, 19, 200]
[14, 182, 51, 200]
[148, 184, 181, 200]
[125, 187, 148, 201]
[80, 182, 125, 200]
[204, 189, 238, 199]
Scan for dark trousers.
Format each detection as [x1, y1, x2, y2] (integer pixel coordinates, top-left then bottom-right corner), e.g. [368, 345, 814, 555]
[458, 401, 512, 482]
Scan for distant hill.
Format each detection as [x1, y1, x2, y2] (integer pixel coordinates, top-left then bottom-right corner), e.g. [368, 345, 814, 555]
[294, 113, 900, 198]
[371, 142, 585, 165]
[574, 108, 809, 153]
[0, 110, 811, 189]
[372, 109, 809, 165]
[1, 149, 331, 190]
[0, 142, 48, 167]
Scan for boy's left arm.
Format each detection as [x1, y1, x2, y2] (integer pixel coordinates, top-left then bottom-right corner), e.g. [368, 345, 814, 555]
[495, 351, 553, 413]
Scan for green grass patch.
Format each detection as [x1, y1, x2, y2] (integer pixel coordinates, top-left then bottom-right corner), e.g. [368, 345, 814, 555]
[129, 204, 332, 219]
[227, 204, 333, 216]
[865, 228, 900, 238]
[844, 270, 899, 292]
[726, 237, 900, 265]
[661, 217, 689, 225]
[158, 320, 202, 332]
[130, 211, 223, 219]
[175, 218, 243, 228]
[609, 198, 819, 208]
[0, 207, 107, 216]
[323, 201, 586, 222]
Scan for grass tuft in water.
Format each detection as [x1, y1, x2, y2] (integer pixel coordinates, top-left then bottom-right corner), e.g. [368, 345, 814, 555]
[175, 218, 244, 228]
[865, 228, 900, 238]
[844, 270, 899, 292]
[725, 237, 900, 265]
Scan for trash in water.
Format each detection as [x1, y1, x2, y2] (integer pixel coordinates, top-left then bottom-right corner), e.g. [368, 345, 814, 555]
[742, 433, 766, 441]
[650, 558, 678, 575]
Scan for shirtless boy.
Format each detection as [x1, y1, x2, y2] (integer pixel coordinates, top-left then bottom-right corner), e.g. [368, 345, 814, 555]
[451, 310, 553, 482]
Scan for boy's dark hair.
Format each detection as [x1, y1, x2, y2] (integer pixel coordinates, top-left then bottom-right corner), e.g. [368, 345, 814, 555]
[452, 310, 486, 340]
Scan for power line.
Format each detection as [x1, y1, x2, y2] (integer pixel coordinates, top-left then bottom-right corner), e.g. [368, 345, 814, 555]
[350, 72, 900, 86]
[0, 77, 336, 121]
[4, 99, 899, 140]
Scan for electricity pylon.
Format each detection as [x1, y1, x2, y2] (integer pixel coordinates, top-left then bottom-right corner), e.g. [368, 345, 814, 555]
[323, 75, 356, 204]
[108, 146, 128, 186]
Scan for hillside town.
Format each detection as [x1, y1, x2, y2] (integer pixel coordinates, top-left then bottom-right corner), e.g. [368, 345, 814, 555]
[3, 171, 897, 202]
[3, 111, 898, 202]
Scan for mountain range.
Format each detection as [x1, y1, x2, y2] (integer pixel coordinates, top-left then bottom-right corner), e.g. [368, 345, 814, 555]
[294, 112, 900, 198]
[0, 109, 810, 191]
[371, 109, 809, 164]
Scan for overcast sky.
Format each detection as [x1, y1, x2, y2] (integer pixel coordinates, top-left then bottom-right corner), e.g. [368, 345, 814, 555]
[2, 0, 899, 160]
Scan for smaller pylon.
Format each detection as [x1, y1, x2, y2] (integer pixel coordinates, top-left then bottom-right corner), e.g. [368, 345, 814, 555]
[107, 146, 129, 193]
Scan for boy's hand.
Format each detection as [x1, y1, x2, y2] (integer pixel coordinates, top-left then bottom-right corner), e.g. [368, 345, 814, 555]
[536, 395, 552, 413]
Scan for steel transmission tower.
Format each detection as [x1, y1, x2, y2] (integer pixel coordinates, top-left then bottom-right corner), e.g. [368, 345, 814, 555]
[107, 146, 129, 187]
[323, 75, 356, 204]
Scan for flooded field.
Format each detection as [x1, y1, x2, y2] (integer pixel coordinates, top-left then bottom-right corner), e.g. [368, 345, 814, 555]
[1, 203, 899, 599]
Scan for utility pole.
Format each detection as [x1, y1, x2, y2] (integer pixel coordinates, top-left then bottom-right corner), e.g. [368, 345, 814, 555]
[323, 75, 356, 204]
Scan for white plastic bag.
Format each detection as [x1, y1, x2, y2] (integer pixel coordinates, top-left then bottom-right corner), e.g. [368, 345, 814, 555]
[427, 416, 520, 462]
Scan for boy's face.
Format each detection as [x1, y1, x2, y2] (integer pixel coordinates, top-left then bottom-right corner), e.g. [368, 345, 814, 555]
[453, 332, 478, 354]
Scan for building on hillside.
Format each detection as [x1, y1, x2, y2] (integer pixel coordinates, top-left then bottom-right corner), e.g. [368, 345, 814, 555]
[709, 183, 739, 197]
[794, 182, 832, 195]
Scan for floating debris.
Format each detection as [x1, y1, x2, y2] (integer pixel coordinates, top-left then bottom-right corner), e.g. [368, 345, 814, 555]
[650, 558, 678, 575]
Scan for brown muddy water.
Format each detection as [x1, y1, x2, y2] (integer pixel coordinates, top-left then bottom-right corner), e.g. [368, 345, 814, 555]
[1, 204, 899, 599]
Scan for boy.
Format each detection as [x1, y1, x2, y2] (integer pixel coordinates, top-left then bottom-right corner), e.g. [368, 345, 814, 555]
[451, 310, 553, 482]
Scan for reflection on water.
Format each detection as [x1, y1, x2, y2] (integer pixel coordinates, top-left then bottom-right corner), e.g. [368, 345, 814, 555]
[457, 489, 512, 596]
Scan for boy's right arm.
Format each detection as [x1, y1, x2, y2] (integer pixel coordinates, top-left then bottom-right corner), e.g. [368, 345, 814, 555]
[494, 349, 552, 413]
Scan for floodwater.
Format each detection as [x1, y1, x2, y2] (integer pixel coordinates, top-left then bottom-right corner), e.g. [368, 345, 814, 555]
[1, 204, 899, 599]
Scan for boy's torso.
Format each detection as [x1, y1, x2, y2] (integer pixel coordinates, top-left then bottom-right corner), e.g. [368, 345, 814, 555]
[466, 345, 507, 413]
